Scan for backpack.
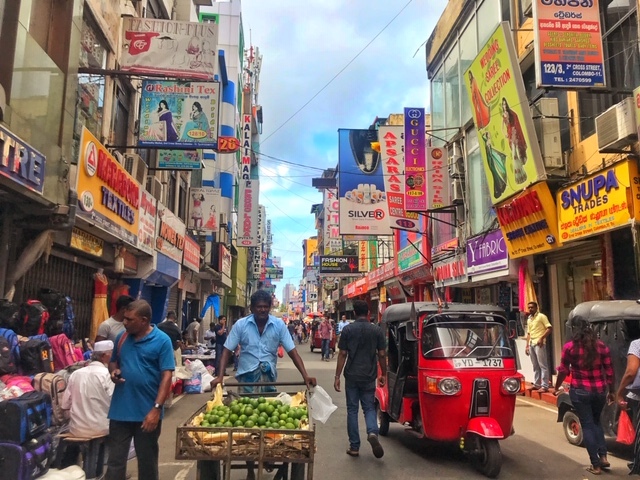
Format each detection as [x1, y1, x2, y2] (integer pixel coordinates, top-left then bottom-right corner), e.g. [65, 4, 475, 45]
[0, 327, 20, 364]
[0, 336, 17, 375]
[0, 390, 52, 443]
[0, 300, 20, 331]
[18, 300, 49, 337]
[20, 336, 54, 376]
[63, 296, 75, 340]
[49, 334, 80, 371]
[33, 373, 69, 426]
[38, 289, 68, 338]
[0, 433, 54, 480]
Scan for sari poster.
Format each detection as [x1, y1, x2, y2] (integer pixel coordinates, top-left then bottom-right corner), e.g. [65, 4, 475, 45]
[138, 80, 220, 149]
[463, 22, 545, 205]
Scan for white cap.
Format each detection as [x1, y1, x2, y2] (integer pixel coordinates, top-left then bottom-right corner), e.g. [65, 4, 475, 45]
[94, 340, 114, 353]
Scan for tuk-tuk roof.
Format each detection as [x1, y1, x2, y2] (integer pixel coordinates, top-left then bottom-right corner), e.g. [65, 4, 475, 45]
[381, 302, 506, 324]
[568, 300, 640, 324]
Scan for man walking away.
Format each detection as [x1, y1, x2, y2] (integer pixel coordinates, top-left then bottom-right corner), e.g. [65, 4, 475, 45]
[319, 315, 333, 361]
[213, 315, 228, 376]
[157, 311, 184, 368]
[334, 300, 386, 459]
[525, 301, 552, 392]
[106, 300, 175, 480]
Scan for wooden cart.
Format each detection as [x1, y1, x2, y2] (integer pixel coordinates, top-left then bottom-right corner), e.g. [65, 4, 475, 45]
[175, 382, 315, 480]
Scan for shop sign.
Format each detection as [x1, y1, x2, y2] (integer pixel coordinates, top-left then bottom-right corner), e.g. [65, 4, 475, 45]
[380, 286, 387, 303]
[379, 125, 419, 232]
[433, 254, 468, 288]
[237, 179, 260, 246]
[350, 277, 368, 297]
[138, 80, 220, 149]
[359, 241, 369, 273]
[138, 190, 156, 255]
[432, 238, 458, 257]
[557, 160, 640, 242]
[77, 128, 140, 247]
[370, 289, 380, 301]
[404, 108, 427, 211]
[155, 201, 185, 263]
[120, 18, 218, 80]
[346, 283, 356, 297]
[305, 238, 317, 267]
[463, 22, 546, 205]
[635, 86, 640, 139]
[70, 227, 103, 257]
[219, 244, 232, 278]
[123, 249, 138, 273]
[466, 229, 509, 275]
[338, 129, 392, 236]
[188, 187, 221, 233]
[532, 0, 605, 88]
[0, 125, 45, 194]
[368, 260, 395, 287]
[217, 136, 240, 154]
[241, 114, 252, 179]
[398, 240, 422, 272]
[182, 235, 200, 272]
[319, 255, 360, 275]
[331, 289, 340, 301]
[426, 146, 449, 210]
[157, 150, 201, 170]
[398, 264, 433, 286]
[265, 267, 283, 279]
[384, 279, 406, 302]
[496, 181, 560, 258]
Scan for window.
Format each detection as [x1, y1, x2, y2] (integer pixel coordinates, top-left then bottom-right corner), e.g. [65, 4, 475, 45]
[431, 68, 445, 147]
[459, 20, 477, 125]
[467, 128, 496, 235]
[477, 0, 501, 47]
[113, 85, 131, 155]
[444, 47, 460, 140]
[25, 0, 71, 69]
[167, 172, 177, 211]
[178, 177, 188, 222]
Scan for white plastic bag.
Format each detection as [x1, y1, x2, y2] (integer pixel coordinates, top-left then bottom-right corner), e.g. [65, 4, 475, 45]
[186, 359, 208, 377]
[276, 392, 292, 406]
[201, 372, 214, 392]
[309, 386, 337, 423]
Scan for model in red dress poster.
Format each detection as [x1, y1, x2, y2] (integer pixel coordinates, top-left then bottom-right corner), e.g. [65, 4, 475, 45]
[501, 97, 528, 184]
[468, 71, 491, 129]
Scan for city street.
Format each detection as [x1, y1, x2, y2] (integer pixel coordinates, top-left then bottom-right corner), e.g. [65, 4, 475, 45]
[128, 346, 634, 480]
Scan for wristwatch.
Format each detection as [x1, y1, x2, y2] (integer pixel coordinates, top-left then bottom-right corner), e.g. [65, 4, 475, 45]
[153, 403, 162, 409]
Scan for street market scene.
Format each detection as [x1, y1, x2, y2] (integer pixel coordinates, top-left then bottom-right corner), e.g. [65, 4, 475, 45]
[0, 0, 640, 479]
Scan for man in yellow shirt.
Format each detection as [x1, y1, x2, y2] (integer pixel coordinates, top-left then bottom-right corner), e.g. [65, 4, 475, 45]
[525, 301, 552, 392]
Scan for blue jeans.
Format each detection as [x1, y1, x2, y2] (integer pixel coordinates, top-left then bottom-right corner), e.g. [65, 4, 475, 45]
[569, 388, 607, 467]
[321, 339, 331, 359]
[345, 382, 378, 450]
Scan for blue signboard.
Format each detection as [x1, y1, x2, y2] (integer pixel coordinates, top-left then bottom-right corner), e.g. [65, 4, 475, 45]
[0, 125, 45, 194]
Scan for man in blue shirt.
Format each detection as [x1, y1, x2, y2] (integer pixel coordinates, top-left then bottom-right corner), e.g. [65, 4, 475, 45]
[106, 300, 175, 480]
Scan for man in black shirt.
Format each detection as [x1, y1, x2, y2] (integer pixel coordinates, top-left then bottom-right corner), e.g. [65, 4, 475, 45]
[213, 316, 228, 375]
[334, 300, 386, 459]
[157, 311, 183, 367]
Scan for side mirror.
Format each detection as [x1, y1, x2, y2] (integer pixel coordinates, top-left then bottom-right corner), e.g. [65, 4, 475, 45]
[508, 320, 517, 339]
[406, 320, 418, 342]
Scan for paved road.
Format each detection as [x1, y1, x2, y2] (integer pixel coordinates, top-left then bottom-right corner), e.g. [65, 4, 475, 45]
[126, 345, 634, 479]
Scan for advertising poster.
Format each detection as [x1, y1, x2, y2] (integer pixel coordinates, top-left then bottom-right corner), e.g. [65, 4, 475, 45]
[533, 0, 606, 88]
[323, 188, 342, 253]
[77, 127, 140, 247]
[120, 18, 218, 80]
[426, 146, 450, 210]
[397, 240, 422, 273]
[139, 80, 220, 149]
[157, 150, 201, 169]
[404, 108, 427, 211]
[155, 201, 186, 263]
[466, 229, 509, 275]
[138, 190, 157, 255]
[305, 238, 318, 267]
[338, 129, 392, 236]
[319, 255, 360, 275]
[463, 22, 546, 205]
[378, 125, 420, 231]
[557, 160, 640, 243]
[219, 244, 232, 278]
[237, 179, 260, 247]
[188, 187, 221, 233]
[183, 236, 201, 272]
[495, 182, 560, 258]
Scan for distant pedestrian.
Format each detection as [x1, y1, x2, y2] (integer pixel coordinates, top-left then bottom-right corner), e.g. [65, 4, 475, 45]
[214, 316, 228, 376]
[95, 295, 134, 343]
[334, 300, 386, 459]
[185, 316, 202, 345]
[525, 301, 552, 392]
[157, 311, 184, 367]
[319, 315, 333, 361]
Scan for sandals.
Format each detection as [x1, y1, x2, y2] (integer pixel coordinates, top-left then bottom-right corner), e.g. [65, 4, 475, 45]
[538, 387, 549, 393]
[346, 448, 359, 457]
[586, 466, 602, 475]
[600, 462, 611, 469]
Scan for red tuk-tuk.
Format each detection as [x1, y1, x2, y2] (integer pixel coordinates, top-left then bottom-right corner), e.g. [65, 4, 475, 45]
[376, 303, 523, 478]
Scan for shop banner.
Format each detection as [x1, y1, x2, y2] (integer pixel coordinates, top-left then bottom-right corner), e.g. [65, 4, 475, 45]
[319, 255, 360, 275]
[139, 80, 220, 149]
[155, 201, 186, 263]
[120, 18, 218, 80]
[251, 246, 262, 279]
[379, 125, 420, 231]
[496, 181, 560, 258]
[359, 241, 369, 273]
[0, 125, 45, 194]
[238, 179, 260, 247]
[426, 146, 449, 210]
[463, 22, 546, 205]
[77, 127, 140, 247]
[182, 235, 200, 272]
[368, 240, 378, 271]
[398, 240, 423, 273]
[433, 253, 468, 288]
[338, 129, 392, 235]
[138, 190, 156, 255]
[305, 238, 317, 267]
[241, 114, 252, 180]
[219, 244, 232, 278]
[157, 150, 201, 170]
[635, 86, 640, 139]
[70, 227, 103, 257]
[466, 229, 508, 275]
[557, 160, 640, 243]
[265, 266, 284, 280]
[533, 0, 605, 88]
[384, 279, 406, 302]
[398, 263, 432, 286]
[404, 108, 427, 211]
[188, 187, 221, 233]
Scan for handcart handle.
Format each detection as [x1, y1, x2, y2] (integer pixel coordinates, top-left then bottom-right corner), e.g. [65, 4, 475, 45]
[223, 381, 307, 387]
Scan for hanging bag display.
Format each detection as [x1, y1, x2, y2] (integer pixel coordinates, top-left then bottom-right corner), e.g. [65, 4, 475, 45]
[20, 337, 54, 375]
[33, 373, 69, 426]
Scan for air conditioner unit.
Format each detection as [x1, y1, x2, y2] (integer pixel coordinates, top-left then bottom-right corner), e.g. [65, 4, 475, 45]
[451, 179, 464, 205]
[113, 151, 125, 165]
[124, 153, 148, 184]
[595, 97, 637, 152]
[532, 97, 564, 170]
[219, 212, 228, 230]
[522, 0, 533, 17]
[448, 154, 464, 178]
[147, 175, 164, 203]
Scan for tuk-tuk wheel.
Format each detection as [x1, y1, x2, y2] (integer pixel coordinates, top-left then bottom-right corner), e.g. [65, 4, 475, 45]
[376, 400, 390, 436]
[470, 437, 501, 479]
[562, 411, 584, 446]
[310, 344, 314, 352]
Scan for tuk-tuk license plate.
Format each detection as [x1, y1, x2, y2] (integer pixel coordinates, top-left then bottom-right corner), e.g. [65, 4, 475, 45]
[453, 358, 503, 368]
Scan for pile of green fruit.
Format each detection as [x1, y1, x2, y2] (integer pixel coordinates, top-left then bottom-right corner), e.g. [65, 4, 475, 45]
[199, 396, 308, 430]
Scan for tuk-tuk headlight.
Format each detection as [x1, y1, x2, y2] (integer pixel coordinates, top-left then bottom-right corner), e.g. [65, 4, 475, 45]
[438, 377, 462, 395]
[502, 377, 521, 394]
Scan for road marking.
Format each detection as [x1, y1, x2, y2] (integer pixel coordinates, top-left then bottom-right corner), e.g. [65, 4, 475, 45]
[517, 396, 557, 413]
[175, 464, 194, 480]
[159, 462, 192, 466]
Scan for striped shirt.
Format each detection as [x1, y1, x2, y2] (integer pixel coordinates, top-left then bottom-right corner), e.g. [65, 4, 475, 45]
[557, 339, 614, 393]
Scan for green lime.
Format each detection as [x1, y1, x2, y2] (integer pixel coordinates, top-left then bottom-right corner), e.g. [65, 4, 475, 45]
[229, 414, 239, 423]
[257, 403, 267, 413]
[257, 417, 266, 426]
[266, 405, 275, 415]
[239, 415, 248, 423]
[223, 421, 233, 427]
[293, 419, 300, 428]
[278, 419, 286, 426]
[210, 415, 219, 423]
[215, 422, 223, 427]
[231, 405, 241, 415]
[271, 416, 280, 424]
[259, 411, 268, 419]
[201, 421, 209, 427]
[245, 420, 255, 428]
[279, 413, 288, 421]
[258, 397, 267, 404]
[242, 397, 251, 404]
[250, 399, 259, 408]
[245, 407, 254, 416]
[285, 422, 295, 429]
[249, 415, 259, 423]
[273, 400, 282, 407]
[234, 420, 244, 427]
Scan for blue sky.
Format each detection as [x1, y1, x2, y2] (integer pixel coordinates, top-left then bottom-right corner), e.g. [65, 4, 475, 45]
[240, 0, 448, 301]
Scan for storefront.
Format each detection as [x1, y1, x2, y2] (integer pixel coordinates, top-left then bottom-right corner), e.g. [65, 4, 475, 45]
[432, 252, 468, 299]
[181, 236, 201, 331]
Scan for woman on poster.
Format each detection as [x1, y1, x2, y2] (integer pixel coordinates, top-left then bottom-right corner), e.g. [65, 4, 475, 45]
[481, 132, 508, 199]
[468, 71, 491, 130]
[204, 204, 217, 231]
[181, 102, 210, 141]
[501, 97, 528, 184]
[191, 193, 205, 229]
[146, 100, 179, 142]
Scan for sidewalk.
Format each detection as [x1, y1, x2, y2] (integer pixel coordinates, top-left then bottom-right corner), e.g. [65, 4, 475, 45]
[522, 383, 559, 407]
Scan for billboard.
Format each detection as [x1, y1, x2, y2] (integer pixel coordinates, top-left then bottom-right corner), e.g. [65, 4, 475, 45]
[138, 190, 157, 255]
[155, 201, 186, 263]
[157, 150, 201, 170]
[426, 146, 450, 210]
[533, 0, 605, 88]
[463, 22, 546, 205]
[305, 238, 318, 267]
[319, 255, 360, 275]
[138, 80, 220, 149]
[338, 129, 392, 236]
[404, 108, 427, 211]
[323, 188, 342, 253]
[188, 187, 221, 233]
[120, 18, 218, 80]
[241, 114, 252, 180]
[237, 179, 260, 247]
[183, 236, 201, 273]
[0, 125, 45, 195]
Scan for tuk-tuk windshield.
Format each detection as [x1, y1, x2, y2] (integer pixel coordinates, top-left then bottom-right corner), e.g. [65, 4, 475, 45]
[422, 315, 513, 359]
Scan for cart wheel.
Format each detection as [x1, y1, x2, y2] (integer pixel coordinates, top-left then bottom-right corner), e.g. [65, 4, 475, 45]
[196, 460, 221, 480]
[290, 463, 305, 480]
[310, 343, 314, 352]
[470, 438, 501, 478]
[563, 410, 583, 446]
[376, 400, 390, 436]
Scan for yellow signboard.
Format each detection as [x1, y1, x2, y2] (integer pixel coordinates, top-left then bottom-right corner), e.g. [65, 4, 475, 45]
[635, 86, 640, 140]
[70, 227, 104, 257]
[463, 22, 546, 205]
[496, 182, 560, 258]
[305, 238, 317, 267]
[77, 128, 141, 247]
[558, 160, 640, 243]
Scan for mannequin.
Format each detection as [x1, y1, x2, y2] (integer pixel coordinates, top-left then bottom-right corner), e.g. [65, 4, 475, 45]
[91, 268, 110, 340]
